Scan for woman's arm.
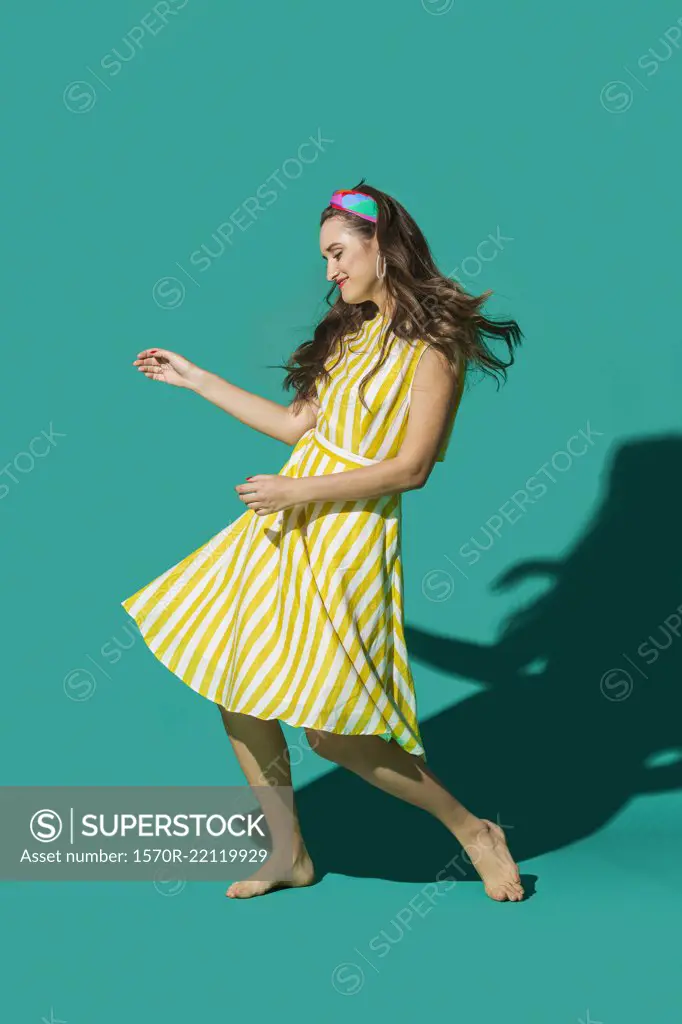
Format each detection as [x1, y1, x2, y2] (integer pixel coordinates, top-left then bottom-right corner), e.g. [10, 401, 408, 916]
[192, 368, 319, 446]
[294, 346, 459, 503]
[133, 348, 319, 446]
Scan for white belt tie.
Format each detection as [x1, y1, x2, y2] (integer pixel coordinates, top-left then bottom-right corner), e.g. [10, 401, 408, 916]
[312, 428, 382, 467]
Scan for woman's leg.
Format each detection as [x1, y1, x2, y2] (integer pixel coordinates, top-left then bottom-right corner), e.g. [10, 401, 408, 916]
[218, 707, 315, 898]
[305, 729, 524, 901]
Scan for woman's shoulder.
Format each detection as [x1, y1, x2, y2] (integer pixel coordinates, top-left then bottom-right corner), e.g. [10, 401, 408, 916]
[412, 338, 462, 379]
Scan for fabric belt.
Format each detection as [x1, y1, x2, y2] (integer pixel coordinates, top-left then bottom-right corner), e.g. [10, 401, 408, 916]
[312, 428, 382, 467]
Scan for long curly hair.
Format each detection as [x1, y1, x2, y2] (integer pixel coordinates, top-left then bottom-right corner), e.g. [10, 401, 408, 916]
[279, 179, 523, 415]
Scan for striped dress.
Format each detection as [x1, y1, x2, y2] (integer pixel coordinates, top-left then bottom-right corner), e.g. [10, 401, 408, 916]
[121, 311, 463, 759]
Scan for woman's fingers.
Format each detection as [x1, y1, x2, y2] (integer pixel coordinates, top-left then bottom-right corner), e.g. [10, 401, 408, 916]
[137, 347, 175, 360]
[131, 349, 189, 387]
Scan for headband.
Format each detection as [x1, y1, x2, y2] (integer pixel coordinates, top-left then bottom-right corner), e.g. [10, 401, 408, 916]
[329, 189, 378, 223]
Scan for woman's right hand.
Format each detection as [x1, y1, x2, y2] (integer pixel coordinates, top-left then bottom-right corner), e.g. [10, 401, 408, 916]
[132, 349, 205, 391]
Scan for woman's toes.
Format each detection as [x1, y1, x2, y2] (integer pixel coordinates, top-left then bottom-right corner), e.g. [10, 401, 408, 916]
[485, 880, 524, 902]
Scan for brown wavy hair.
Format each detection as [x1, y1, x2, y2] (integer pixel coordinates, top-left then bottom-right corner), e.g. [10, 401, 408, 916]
[278, 179, 523, 415]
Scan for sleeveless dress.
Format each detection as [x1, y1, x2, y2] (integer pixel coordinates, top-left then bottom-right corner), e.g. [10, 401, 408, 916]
[120, 312, 462, 760]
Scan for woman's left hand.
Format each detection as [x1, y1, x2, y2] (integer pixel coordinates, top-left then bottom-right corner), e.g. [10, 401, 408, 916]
[235, 475, 301, 515]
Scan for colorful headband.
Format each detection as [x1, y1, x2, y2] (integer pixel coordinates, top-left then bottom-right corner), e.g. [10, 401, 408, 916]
[329, 189, 378, 223]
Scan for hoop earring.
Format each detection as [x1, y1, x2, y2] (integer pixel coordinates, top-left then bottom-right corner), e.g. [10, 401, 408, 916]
[376, 253, 386, 280]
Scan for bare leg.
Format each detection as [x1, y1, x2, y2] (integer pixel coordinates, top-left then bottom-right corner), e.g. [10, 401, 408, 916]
[306, 729, 524, 902]
[218, 707, 315, 899]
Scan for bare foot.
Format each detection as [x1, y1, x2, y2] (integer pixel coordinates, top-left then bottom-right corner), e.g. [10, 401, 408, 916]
[462, 818, 524, 902]
[225, 852, 316, 899]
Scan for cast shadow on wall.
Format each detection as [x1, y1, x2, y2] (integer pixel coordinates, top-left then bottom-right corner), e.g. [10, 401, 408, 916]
[298, 435, 682, 883]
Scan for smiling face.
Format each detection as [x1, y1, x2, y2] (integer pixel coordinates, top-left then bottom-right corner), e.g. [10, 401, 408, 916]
[320, 216, 383, 308]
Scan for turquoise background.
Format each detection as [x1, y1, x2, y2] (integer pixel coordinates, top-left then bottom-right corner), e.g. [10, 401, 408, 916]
[2, 0, 681, 1021]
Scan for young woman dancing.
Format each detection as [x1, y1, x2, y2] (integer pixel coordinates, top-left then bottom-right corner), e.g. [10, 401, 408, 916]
[122, 182, 525, 902]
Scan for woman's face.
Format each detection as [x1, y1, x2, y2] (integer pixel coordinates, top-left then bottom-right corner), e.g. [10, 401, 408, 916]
[320, 217, 382, 307]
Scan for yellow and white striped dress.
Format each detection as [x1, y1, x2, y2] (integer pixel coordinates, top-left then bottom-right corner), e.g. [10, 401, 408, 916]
[121, 312, 462, 759]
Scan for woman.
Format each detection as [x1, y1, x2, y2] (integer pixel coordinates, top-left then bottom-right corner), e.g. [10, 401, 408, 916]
[122, 182, 525, 902]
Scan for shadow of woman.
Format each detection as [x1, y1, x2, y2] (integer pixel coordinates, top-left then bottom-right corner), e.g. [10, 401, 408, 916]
[296, 434, 682, 883]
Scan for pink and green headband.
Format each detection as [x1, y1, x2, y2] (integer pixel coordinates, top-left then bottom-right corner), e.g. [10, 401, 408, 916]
[329, 189, 378, 223]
